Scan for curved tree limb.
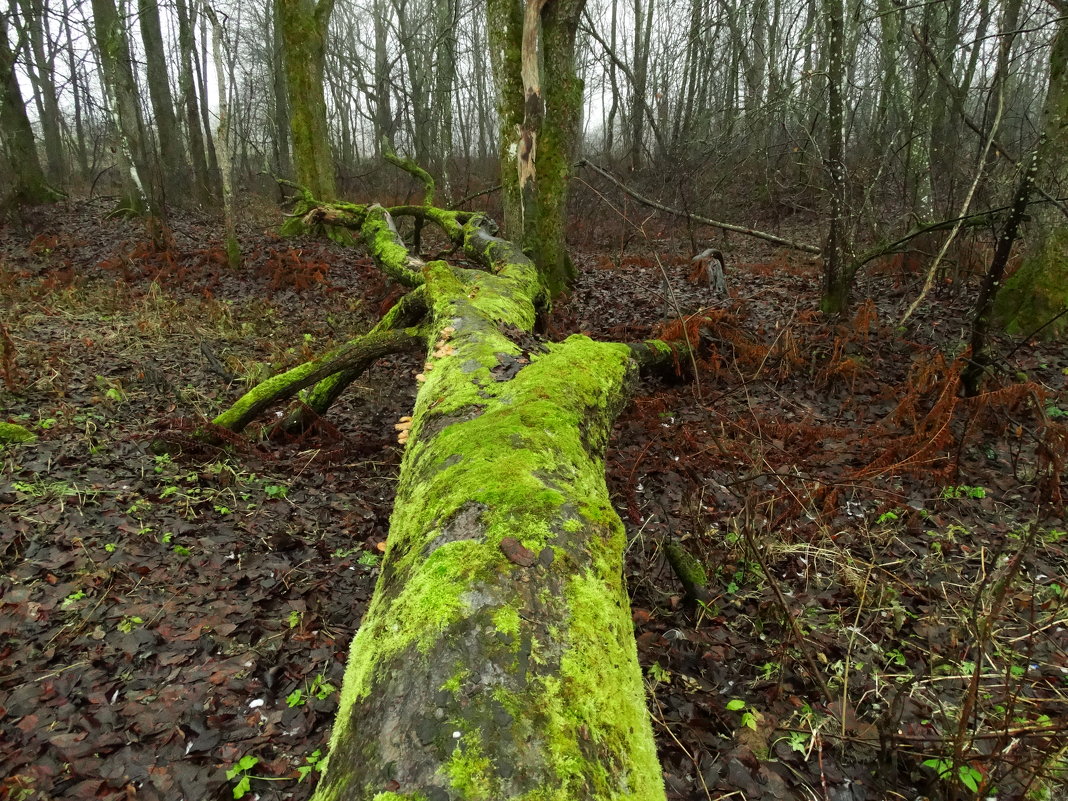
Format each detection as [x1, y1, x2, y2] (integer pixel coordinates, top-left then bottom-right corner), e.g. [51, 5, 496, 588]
[382, 138, 436, 206]
[281, 288, 431, 431]
[213, 327, 425, 434]
[579, 159, 823, 254]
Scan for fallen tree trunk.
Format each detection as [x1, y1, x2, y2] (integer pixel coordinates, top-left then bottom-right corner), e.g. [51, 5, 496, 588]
[217, 198, 671, 799]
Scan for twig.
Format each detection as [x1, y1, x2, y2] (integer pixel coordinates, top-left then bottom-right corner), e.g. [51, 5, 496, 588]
[740, 524, 834, 704]
[578, 160, 823, 255]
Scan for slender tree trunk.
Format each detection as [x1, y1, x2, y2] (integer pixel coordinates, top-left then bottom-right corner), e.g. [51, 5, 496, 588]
[988, 14, 1068, 346]
[431, 0, 457, 197]
[139, 0, 187, 202]
[175, 0, 213, 204]
[372, 0, 395, 154]
[205, 4, 240, 268]
[61, 0, 89, 180]
[16, 0, 66, 186]
[90, 0, 160, 219]
[489, 0, 586, 296]
[196, 9, 221, 188]
[628, 0, 653, 170]
[270, 0, 292, 179]
[0, 11, 54, 204]
[820, 0, 850, 314]
[605, 0, 620, 154]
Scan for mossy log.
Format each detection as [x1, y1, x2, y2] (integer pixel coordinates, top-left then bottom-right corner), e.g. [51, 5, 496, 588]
[223, 197, 674, 800]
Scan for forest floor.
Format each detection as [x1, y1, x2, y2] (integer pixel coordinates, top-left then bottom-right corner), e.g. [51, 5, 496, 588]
[0, 198, 1066, 801]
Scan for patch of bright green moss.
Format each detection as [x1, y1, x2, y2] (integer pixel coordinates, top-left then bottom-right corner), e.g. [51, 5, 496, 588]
[446, 734, 497, 799]
[493, 606, 522, 641]
[0, 422, 36, 444]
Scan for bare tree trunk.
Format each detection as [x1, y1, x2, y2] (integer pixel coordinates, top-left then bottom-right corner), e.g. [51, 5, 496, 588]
[175, 0, 214, 204]
[490, 0, 585, 296]
[139, 0, 187, 202]
[205, 4, 240, 268]
[61, 0, 89, 181]
[0, 10, 55, 204]
[820, 0, 850, 314]
[270, 0, 292, 180]
[90, 0, 160, 220]
[15, 0, 66, 186]
[196, 8, 222, 189]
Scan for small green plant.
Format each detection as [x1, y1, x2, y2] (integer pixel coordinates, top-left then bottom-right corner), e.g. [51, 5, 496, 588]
[287, 674, 338, 708]
[287, 610, 303, 628]
[12, 477, 78, 500]
[357, 551, 381, 568]
[877, 509, 900, 524]
[297, 749, 324, 782]
[117, 615, 143, 634]
[647, 662, 671, 684]
[726, 698, 760, 730]
[786, 729, 809, 753]
[263, 483, 288, 500]
[94, 375, 127, 404]
[126, 498, 151, 517]
[104, 543, 117, 553]
[226, 754, 260, 799]
[726, 700, 760, 730]
[61, 590, 86, 607]
[940, 485, 987, 500]
[922, 757, 983, 793]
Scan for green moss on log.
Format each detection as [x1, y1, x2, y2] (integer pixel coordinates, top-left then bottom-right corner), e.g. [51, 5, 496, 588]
[0, 422, 36, 443]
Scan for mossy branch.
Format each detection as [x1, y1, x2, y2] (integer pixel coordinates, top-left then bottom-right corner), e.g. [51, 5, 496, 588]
[214, 327, 425, 433]
[382, 138, 436, 207]
[281, 289, 431, 431]
[663, 538, 711, 606]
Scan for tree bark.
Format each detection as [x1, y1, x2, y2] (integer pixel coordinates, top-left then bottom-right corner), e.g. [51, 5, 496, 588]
[989, 13, 1068, 345]
[489, 0, 586, 297]
[276, 0, 337, 200]
[216, 193, 671, 800]
[90, 0, 158, 217]
[0, 11, 55, 205]
[139, 0, 187, 202]
[15, 0, 67, 186]
[820, 0, 850, 315]
[176, 0, 215, 205]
